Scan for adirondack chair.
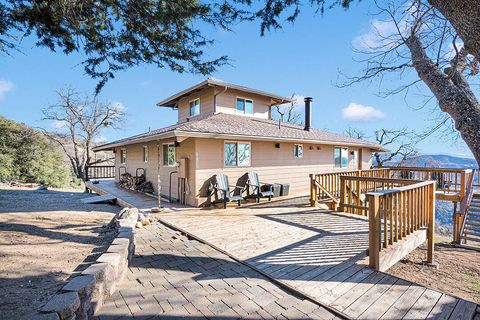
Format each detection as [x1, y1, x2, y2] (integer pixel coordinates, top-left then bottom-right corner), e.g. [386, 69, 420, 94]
[213, 173, 245, 209]
[246, 172, 274, 203]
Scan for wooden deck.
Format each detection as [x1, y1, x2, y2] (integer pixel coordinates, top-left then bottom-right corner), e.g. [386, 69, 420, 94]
[86, 181, 479, 319]
[158, 200, 478, 320]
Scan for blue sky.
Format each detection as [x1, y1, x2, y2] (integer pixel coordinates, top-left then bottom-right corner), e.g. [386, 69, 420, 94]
[0, 2, 473, 158]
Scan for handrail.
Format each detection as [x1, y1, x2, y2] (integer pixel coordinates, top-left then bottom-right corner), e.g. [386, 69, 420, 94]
[309, 168, 391, 208]
[339, 176, 422, 216]
[367, 180, 436, 270]
[457, 169, 476, 243]
[85, 165, 116, 180]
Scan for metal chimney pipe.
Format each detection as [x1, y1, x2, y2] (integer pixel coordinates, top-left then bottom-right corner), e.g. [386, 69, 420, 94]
[304, 97, 313, 131]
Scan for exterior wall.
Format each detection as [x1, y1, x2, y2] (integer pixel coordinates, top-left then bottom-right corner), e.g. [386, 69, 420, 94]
[114, 138, 196, 205]
[177, 87, 215, 123]
[193, 138, 373, 206]
[216, 88, 271, 119]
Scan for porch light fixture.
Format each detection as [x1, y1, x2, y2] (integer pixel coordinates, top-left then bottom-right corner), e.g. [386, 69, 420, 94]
[275, 143, 280, 149]
[175, 141, 181, 147]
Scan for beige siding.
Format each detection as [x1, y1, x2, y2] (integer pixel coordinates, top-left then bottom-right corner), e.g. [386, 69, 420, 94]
[215, 88, 270, 119]
[177, 87, 215, 122]
[194, 138, 374, 206]
[114, 138, 196, 205]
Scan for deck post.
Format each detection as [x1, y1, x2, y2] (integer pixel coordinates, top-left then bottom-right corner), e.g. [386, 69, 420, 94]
[427, 182, 436, 264]
[309, 174, 317, 207]
[460, 170, 466, 199]
[339, 176, 346, 212]
[368, 194, 381, 270]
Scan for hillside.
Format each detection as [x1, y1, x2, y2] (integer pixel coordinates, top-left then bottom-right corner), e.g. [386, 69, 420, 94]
[0, 116, 71, 188]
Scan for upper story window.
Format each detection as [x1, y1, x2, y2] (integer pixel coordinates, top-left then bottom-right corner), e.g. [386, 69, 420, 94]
[294, 144, 303, 158]
[236, 98, 253, 114]
[189, 98, 200, 117]
[163, 143, 176, 166]
[143, 146, 149, 163]
[120, 149, 127, 164]
[334, 147, 349, 168]
[224, 141, 251, 167]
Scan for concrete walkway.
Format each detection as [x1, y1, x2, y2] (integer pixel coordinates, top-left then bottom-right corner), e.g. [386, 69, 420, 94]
[94, 223, 339, 319]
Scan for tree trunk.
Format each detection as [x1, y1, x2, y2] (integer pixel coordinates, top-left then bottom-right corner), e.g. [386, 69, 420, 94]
[405, 33, 480, 166]
[428, 0, 480, 60]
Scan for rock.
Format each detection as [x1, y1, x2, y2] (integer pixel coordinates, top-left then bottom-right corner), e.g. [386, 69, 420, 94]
[41, 292, 80, 319]
[136, 221, 143, 228]
[62, 275, 95, 299]
[117, 207, 139, 222]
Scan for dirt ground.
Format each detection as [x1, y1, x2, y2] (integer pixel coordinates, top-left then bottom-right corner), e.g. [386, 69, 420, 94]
[388, 242, 480, 303]
[0, 186, 118, 320]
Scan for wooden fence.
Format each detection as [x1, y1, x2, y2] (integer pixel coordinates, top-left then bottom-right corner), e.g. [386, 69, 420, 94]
[367, 180, 436, 270]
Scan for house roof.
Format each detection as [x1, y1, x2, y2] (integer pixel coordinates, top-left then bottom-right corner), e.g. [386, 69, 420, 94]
[156, 78, 293, 108]
[93, 113, 387, 152]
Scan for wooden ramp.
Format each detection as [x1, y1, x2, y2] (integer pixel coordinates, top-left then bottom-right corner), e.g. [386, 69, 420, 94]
[80, 193, 117, 204]
[158, 204, 479, 320]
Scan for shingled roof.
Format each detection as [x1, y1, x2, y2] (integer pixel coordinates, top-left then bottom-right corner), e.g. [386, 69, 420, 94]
[93, 113, 387, 151]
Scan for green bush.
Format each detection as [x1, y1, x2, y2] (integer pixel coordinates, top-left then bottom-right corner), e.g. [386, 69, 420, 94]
[0, 116, 71, 188]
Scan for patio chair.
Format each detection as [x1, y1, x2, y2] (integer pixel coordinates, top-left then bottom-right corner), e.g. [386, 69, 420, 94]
[246, 172, 274, 203]
[213, 173, 245, 209]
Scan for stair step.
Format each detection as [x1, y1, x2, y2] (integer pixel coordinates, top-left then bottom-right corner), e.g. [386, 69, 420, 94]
[463, 228, 480, 237]
[462, 236, 480, 243]
[465, 221, 480, 227]
[464, 226, 480, 233]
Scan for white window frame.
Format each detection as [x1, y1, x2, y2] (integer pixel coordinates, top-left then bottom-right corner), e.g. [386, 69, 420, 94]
[235, 97, 254, 115]
[224, 141, 251, 167]
[352, 149, 358, 168]
[294, 144, 303, 158]
[120, 149, 127, 164]
[334, 146, 349, 169]
[189, 98, 201, 117]
[162, 143, 176, 167]
[142, 145, 149, 163]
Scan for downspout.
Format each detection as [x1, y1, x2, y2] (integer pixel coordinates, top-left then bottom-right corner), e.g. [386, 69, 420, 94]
[213, 85, 228, 113]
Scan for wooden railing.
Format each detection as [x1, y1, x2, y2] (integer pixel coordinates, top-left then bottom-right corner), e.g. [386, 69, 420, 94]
[339, 176, 420, 216]
[384, 166, 473, 197]
[367, 180, 436, 270]
[86, 165, 116, 180]
[309, 168, 390, 208]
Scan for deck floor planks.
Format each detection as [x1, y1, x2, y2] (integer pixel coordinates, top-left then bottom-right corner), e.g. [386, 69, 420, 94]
[426, 294, 459, 319]
[318, 266, 374, 305]
[447, 299, 477, 320]
[330, 271, 387, 311]
[358, 278, 412, 319]
[404, 289, 443, 320]
[380, 284, 426, 319]
[343, 274, 399, 318]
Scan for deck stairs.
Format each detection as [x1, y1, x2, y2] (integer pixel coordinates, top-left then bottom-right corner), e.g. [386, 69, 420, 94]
[461, 194, 480, 244]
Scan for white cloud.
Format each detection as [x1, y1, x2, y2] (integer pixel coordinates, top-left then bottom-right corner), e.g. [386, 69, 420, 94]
[95, 136, 108, 144]
[353, 19, 409, 52]
[113, 101, 127, 112]
[51, 120, 66, 129]
[342, 103, 386, 122]
[277, 94, 305, 111]
[0, 80, 14, 101]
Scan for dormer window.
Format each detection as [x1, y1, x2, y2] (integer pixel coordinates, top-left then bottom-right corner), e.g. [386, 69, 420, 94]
[236, 98, 253, 114]
[189, 98, 200, 116]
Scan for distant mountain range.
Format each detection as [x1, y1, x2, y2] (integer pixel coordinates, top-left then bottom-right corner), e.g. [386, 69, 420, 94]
[383, 154, 478, 169]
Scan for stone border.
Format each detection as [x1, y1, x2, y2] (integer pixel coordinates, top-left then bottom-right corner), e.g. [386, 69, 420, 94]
[33, 208, 139, 320]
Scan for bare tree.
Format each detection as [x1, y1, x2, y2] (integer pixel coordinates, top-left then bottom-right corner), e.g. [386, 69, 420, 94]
[272, 94, 304, 125]
[42, 88, 125, 180]
[345, 127, 418, 166]
[339, 0, 480, 165]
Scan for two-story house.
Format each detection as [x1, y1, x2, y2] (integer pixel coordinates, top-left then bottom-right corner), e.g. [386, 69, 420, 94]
[93, 79, 386, 207]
